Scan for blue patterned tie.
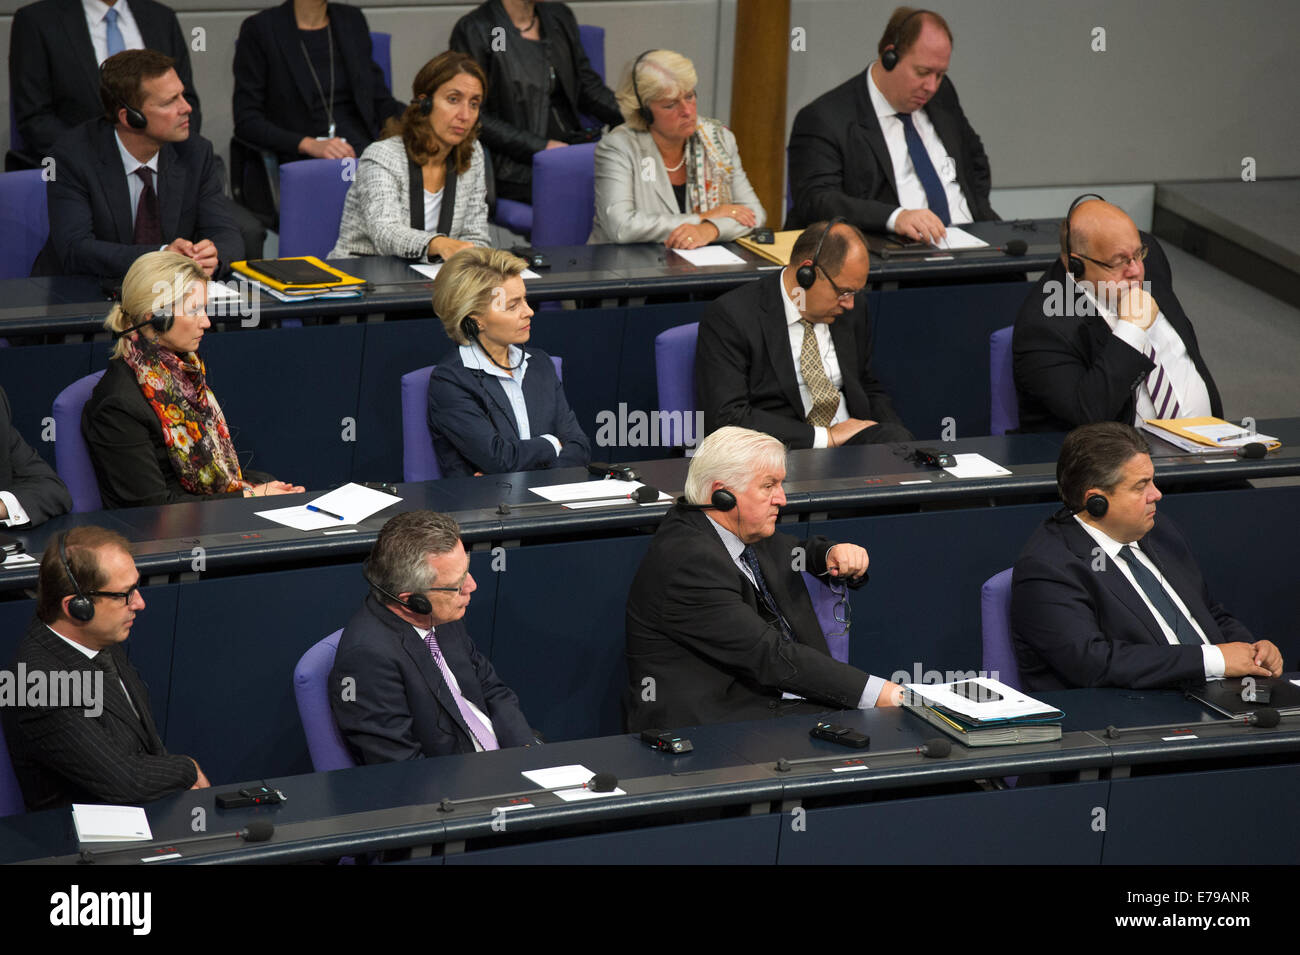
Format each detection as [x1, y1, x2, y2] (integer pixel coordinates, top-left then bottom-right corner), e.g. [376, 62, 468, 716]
[896, 112, 950, 225]
[1118, 545, 1200, 645]
[740, 546, 794, 643]
[105, 7, 126, 56]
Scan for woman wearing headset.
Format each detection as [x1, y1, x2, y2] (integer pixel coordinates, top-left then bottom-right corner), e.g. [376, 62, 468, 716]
[427, 247, 590, 477]
[84, 251, 305, 508]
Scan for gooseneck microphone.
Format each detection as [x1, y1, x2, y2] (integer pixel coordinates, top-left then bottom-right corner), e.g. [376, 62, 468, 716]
[79, 820, 275, 862]
[496, 485, 663, 515]
[774, 737, 952, 771]
[436, 773, 619, 811]
[1103, 707, 1281, 739]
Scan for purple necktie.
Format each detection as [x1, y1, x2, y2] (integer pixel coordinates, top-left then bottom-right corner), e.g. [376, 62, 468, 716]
[423, 628, 499, 751]
[1143, 344, 1182, 419]
[133, 166, 162, 246]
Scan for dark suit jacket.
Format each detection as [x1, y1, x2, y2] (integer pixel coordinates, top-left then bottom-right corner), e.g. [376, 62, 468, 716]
[2, 617, 197, 810]
[1011, 514, 1252, 691]
[0, 385, 71, 527]
[786, 70, 996, 232]
[450, 0, 622, 190]
[1013, 234, 1222, 433]
[82, 358, 270, 509]
[427, 346, 591, 478]
[32, 118, 243, 279]
[329, 594, 534, 763]
[625, 506, 871, 731]
[696, 272, 907, 450]
[8, 0, 202, 160]
[232, 1, 404, 164]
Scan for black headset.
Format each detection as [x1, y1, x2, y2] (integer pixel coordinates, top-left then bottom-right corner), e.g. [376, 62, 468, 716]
[880, 9, 926, 71]
[1064, 192, 1107, 280]
[99, 61, 148, 131]
[364, 570, 434, 617]
[631, 49, 656, 127]
[1082, 492, 1109, 518]
[112, 305, 175, 340]
[415, 95, 434, 117]
[59, 533, 96, 623]
[795, 217, 845, 291]
[676, 488, 738, 511]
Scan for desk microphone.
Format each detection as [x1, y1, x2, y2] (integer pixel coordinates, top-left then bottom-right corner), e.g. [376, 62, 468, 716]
[1103, 708, 1281, 739]
[774, 737, 951, 771]
[79, 819, 275, 863]
[496, 485, 662, 515]
[1237, 442, 1267, 459]
[435, 773, 619, 812]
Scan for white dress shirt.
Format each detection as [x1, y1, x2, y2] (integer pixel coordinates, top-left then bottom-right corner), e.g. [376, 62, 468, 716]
[423, 188, 444, 235]
[48, 625, 139, 717]
[1073, 517, 1224, 679]
[1068, 275, 1212, 425]
[83, 0, 145, 63]
[0, 493, 30, 527]
[779, 270, 846, 450]
[458, 343, 561, 456]
[705, 516, 885, 707]
[411, 624, 496, 752]
[865, 64, 973, 232]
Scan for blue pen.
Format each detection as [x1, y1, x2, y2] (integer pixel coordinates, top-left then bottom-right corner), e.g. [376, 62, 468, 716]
[306, 505, 345, 520]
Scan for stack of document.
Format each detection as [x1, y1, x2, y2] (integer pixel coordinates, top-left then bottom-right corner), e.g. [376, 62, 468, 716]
[1141, 417, 1279, 453]
[902, 677, 1063, 747]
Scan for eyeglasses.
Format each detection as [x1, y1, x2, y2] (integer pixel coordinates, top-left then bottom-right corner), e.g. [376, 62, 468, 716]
[1075, 245, 1148, 273]
[816, 265, 863, 304]
[421, 572, 472, 595]
[85, 581, 142, 605]
[826, 579, 851, 638]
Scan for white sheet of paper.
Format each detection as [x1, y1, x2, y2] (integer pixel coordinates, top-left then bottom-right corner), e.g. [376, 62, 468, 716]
[1182, 423, 1277, 447]
[528, 479, 642, 502]
[942, 453, 1012, 479]
[931, 226, 988, 251]
[520, 764, 624, 801]
[72, 803, 152, 842]
[1, 552, 38, 570]
[410, 263, 540, 280]
[670, 246, 747, 267]
[561, 491, 673, 509]
[257, 482, 402, 530]
[902, 676, 1053, 721]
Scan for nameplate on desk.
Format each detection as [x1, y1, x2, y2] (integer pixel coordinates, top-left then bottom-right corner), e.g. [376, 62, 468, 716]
[1161, 734, 1199, 742]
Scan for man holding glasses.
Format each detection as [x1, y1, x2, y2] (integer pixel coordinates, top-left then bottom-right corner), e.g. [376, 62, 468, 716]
[330, 511, 535, 763]
[695, 220, 912, 449]
[4, 527, 209, 810]
[1013, 197, 1223, 433]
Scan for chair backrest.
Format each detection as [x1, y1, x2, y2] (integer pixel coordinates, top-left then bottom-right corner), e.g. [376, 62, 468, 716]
[654, 322, 699, 447]
[370, 31, 393, 93]
[531, 143, 598, 246]
[52, 370, 106, 513]
[278, 159, 353, 258]
[0, 170, 49, 279]
[577, 24, 606, 81]
[403, 356, 564, 482]
[802, 572, 850, 663]
[980, 568, 1022, 690]
[292, 629, 357, 772]
[989, 325, 1019, 435]
[0, 719, 28, 817]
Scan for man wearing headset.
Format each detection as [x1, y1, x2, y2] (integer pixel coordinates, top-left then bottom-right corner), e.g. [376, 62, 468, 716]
[695, 220, 912, 450]
[1011, 423, 1280, 691]
[330, 511, 534, 763]
[624, 426, 903, 732]
[32, 48, 242, 280]
[1013, 197, 1222, 433]
[787, 7, 996, 241]
[3, 527, 209, 810]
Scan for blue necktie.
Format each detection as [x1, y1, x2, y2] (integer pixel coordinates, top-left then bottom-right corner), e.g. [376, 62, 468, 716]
[1118, 545, 1201, 646]
[896, 112, 950, 225]
[105, 7, 126, 57]
[740, 546, 794, 643]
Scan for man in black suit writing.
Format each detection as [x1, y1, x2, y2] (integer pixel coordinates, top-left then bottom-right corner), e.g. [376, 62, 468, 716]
[1013, 197, 1222, 433]
[1011, 422, 1281, 691]
[696, 220, 911, 450]
[787, 7, 995, 242]
[625, 426, 902, 731]
[330, 511, 535, 763]
[4, 526, 209, 810]
[32, 49, 243, 280]
[8, 0, 202, 163]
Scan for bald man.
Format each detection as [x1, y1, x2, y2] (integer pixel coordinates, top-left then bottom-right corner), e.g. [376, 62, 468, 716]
[1012, 198, 1222, 433]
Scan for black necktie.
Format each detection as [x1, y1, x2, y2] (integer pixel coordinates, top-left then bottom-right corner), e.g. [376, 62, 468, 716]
[1118, 545, 1201, 645]
[740, 545, 794, 643]
[133, 166, 162, 246]
[896, 112, 951, 225]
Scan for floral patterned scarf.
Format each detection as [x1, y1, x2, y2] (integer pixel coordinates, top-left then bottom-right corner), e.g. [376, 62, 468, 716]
[120, 335, 251, 496]
[684, 118, 738, 215]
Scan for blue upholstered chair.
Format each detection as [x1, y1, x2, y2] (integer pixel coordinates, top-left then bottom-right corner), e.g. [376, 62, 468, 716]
[980, 568, 1022, 690]
[0, 169, 49, 279]
[277, 159, 353, 258]
[292, 629, 357, 772]
[989, 325, 1019, 436]
[653, 323, 699, 448]
[52, 370, 106, 514]
[802, 572, 851, 664]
